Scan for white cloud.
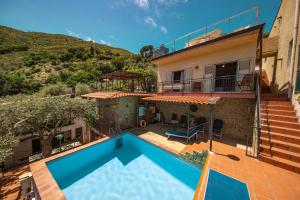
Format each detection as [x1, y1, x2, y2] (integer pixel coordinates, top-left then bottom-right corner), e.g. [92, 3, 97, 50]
[66, 29, 80, 38]
[160, 25, 168, 33]
[85, 36, 95, 43]
[157, 0, 188, 6]
[134, 0, 149, 9]
[99, 39, 112, 46]
[144, 17, 157, 28]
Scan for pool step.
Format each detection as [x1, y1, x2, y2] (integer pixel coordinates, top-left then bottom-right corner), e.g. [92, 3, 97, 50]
[114, 137, 123, 150]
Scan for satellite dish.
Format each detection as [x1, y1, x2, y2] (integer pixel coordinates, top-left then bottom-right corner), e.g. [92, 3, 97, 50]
[190, 104, 198, 112]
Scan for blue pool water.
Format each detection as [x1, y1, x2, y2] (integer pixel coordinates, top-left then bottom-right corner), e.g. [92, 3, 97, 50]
[47, 133, 202, 200]
[205, 169, 250, 200]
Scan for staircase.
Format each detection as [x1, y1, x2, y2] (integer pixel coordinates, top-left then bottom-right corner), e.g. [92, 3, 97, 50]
[259, 94, 300, 173]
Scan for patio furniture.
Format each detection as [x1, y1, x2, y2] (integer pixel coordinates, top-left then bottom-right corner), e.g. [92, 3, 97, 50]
[212, 119, 223, 139]
[179, 115, 188, 128]
[236, 74, 253, 91]
[192, 81, 202, 91]
[160, 112, 172, 127]
[195, 117, 207, 136]
[165, 128, 199, 144]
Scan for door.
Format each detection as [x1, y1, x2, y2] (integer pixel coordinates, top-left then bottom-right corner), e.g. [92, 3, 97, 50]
[204, 65, 215, 92]
[215, 62, 237, 91]
[184, 68, 193, 92]
[32, 139, 41, 154]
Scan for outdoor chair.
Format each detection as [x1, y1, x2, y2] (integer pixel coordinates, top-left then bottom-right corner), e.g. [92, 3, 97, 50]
[236, 74, 253, 91]
[192, 81, 202, 91]
[179, 115, 188, 128]
[195, 117, 207, 135]
[212, 119, 223, 139]
[160, 112, 173, 128]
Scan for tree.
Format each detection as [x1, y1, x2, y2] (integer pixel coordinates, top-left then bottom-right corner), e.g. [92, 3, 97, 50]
[0, 134, 18, 163]
[140, 45, 154, 59]
[0, 96, 96, 157]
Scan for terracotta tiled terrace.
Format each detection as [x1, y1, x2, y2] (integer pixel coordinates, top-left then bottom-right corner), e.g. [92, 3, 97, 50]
[2, 124, 300, 200]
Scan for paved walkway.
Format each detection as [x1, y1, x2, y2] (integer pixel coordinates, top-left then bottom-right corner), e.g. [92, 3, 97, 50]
[182, 137, 300, 200]
[2, 127, 300, 200]
[0, 164, 29, 200]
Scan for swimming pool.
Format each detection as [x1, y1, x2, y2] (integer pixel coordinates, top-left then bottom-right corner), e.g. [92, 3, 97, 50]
[205, 169, 250, 200]
[47, 133, 202, 200]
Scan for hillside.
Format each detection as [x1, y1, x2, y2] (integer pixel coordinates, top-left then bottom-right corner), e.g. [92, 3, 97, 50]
[0, 25, 153, 96]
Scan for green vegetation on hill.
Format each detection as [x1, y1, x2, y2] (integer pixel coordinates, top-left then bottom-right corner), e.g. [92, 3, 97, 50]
[0, 25, 155, 96]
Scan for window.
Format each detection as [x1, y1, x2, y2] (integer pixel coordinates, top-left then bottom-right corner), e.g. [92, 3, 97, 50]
[173, 70, 184, 83]
[238, 59, 251, 74]
[64, 130, 72, 142]
[296, 45, 300, 93]
[288, 39, 293, 68]
[76, 127, 83, 138]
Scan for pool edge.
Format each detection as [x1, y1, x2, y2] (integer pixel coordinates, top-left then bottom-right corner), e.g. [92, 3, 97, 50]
[193, 152, 211, 200]
[30, 136, 109, 200]
[30, 133, 203, 200]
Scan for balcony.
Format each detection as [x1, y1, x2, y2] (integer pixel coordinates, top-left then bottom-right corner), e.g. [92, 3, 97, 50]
[152, 7, 259, 60]
[157, 74, 256, 95]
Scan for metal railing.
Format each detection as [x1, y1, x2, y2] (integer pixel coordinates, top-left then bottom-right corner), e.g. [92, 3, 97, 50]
[255, 73, 262, 158]
[153, 6, 259, 59]
[157, 74, 256, 94]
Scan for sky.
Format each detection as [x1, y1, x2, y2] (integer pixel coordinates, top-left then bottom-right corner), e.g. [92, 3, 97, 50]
[0, 0, 281, 53]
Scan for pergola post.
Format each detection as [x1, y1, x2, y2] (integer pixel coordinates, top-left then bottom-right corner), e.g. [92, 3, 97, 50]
[208, 98, 217, 152]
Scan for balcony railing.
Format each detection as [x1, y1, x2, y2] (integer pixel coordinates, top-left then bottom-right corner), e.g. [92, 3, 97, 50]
[157, 74, 256, 94]
[152, 6, 259, 59]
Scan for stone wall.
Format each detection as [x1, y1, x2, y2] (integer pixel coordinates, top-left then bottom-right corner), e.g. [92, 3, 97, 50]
[97, 96, 139, 133]
[158, 98, 255, 141]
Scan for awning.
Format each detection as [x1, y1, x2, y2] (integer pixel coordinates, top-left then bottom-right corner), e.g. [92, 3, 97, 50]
[142, 95, 219, 105]
[81, 92, 152, 100]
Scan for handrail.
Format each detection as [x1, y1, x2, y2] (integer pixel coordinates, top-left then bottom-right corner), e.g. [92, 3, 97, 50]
[153, 6, 259, 58]
[255, 73, 262, 158]
[157, 73, 256, 93]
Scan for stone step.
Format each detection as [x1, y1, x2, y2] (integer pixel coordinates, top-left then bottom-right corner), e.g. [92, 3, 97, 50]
[261, 109, 296, 116]
[260, 144, 300, 163]
[259, 153, 300, 173]
[261, 124, 300, 137]
[261, 114, 299, 122]
[261, 101, 292, 106]
[261, 130, 300, 145]
[260, 137, 300, 154]
[261, 119, 300, 129]
[260, 104, 294, 111]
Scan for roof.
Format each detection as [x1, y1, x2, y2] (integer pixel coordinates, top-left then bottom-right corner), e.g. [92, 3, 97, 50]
[263, 36, 279, 57]
[152, 24, 264, 62]
[142, 95, 220, 105]
[99, 71, 144, 80]
[81, 92, 152, 100]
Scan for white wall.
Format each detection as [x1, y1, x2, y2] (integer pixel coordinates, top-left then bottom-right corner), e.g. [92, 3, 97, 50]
[157, 42, 257, 83]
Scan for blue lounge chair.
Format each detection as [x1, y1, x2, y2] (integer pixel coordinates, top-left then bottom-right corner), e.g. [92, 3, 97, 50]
[165, 128, 199, 144]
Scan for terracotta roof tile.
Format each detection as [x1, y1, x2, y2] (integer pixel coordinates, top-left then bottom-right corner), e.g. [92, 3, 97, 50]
[81, 92, 153, 100]
[142, 95, 219, 104]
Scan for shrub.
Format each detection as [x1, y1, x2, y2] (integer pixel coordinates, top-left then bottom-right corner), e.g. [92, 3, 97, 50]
[45, 73, 59, 84]
[180, 150, 208, 168]
[0, 44, 29, 54]
[23, 52, 58, 67]
[75, 83, 91, 96]
[41, 83, 68, 96]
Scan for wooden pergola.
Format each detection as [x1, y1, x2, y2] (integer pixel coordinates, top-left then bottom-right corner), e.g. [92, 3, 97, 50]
[98, 71, 148, 92]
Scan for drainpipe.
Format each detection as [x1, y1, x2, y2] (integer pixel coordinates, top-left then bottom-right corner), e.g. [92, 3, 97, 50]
[288, 0, 300, 99]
